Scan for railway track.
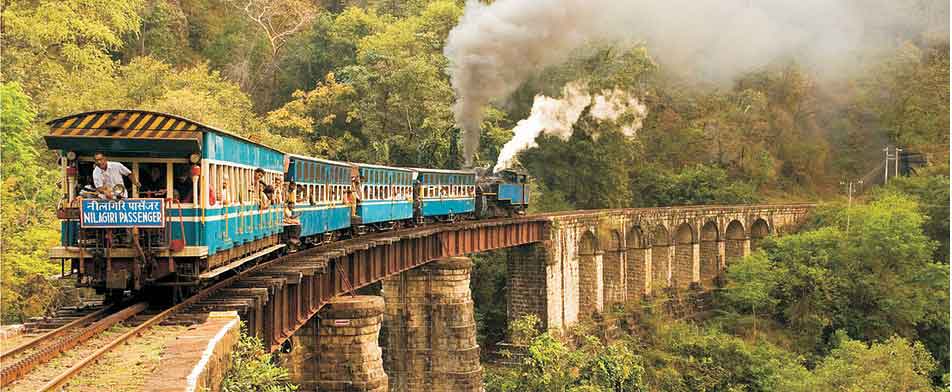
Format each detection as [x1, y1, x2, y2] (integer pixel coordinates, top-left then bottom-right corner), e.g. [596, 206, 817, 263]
[0, 238, 314, 390]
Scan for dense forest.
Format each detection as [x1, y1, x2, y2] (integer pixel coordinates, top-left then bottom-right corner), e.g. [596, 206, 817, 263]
[1, 0, 948, 390]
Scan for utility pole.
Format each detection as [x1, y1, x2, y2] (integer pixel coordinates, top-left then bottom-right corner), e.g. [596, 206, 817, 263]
[840, 179, 863, 236]
[883, 147, 890, 184]
[883, 146, 902, 184]
[895, 147, 902, 179]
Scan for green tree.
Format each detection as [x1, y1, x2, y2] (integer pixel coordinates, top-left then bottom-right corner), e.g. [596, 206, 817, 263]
[880, 174, 950, 263]
[722, 251, 781, 337]
[0, 83, 62, 322]
[807, 332, 941, 392]
[523, 128, 635, 210]
[728, 194, 948, 368]
[1, 0, 143, 110]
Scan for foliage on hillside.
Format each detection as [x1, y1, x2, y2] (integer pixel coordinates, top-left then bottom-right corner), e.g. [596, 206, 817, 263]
[490, 313, 943, 392]
[0, 8, 947, 392]
[719, 190, 949, 378]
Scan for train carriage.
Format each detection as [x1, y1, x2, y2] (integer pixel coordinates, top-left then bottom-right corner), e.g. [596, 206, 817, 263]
[45, 110, 287, 297]
[285, 154, 352, 242]
[413, 168, 476, 222]
[352, 163, 414, 230]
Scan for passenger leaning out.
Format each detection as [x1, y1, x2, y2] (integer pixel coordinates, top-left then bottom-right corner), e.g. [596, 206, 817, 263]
[252, 168, 274, 208]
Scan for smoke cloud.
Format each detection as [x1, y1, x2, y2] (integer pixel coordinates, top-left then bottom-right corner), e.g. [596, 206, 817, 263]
[444, 0, 947, 166]
[493, 82, 648, 172]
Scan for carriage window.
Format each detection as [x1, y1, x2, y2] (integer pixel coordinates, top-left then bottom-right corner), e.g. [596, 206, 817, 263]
[208, 164, 217, 205]
[172, 163, 194, 204]
[139, 162, 168, 198]
[242, 168, 250, 204]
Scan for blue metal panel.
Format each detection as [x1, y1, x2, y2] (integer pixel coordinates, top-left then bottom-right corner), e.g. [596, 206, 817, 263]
[198, 205, 284, 254]
[357, 201, 413, 224]
[295, 205, 351, 237]
[62, 221, 79, 246]
[421, 198, 475, 217]
[498, 184, 529, 205]
[203, 131, 284, 172]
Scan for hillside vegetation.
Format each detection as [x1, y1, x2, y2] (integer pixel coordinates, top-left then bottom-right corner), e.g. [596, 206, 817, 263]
[1, 1, 948, 389]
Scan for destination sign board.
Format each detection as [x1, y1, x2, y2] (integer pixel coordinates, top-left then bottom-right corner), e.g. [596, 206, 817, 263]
[80, 198, 165, 228]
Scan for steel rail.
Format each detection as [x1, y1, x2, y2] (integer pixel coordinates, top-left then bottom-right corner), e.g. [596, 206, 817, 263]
[0, 306, 111, 362]
[0, 302, 147, 387]
[37, 254, 283, 391]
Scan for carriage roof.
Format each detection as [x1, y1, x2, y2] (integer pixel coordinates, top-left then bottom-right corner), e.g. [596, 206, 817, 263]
[45, 109, 282, 156]
[286, 153, 353, 168]
[407, 167, 475, 175]
[354, 162, 415, 173]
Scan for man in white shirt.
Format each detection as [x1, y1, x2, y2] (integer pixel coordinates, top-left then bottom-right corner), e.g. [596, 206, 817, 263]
[93, 152, 139, 199]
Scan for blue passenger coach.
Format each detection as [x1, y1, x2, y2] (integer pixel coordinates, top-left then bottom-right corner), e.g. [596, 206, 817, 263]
[354, 163, 414, 227]
[413, 168, 476, 221]
[45, 110, 287, 295]
[285, 154, 352, 240]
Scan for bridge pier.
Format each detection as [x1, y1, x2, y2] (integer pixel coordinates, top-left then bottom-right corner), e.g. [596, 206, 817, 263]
[507, 243, 558, 330]
[382, 257, 482, 392]
[716, 240, 727, 274]
[316, 295, 388, 392]
[631, 246, 651, 297]
[603, 233, 627, 308]
[652, 243, 673, 290]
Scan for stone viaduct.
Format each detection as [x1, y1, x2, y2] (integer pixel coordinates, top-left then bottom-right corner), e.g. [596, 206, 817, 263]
[271, 204, 812, 392]
[507, 205, 807, 331]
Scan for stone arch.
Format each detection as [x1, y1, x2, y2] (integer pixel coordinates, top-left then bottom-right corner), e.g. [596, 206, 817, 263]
[699, 221, 719, 285]
[626, 225, 649, 299]
[578, 230, 602, 318]
[651, 224, 671, 289]
[750, 218, 770, 250]
[603, 230, 625, 306]
[725, 220, 747, 264]
[580, 230, 598, 253]
[673, 222, 696, 289]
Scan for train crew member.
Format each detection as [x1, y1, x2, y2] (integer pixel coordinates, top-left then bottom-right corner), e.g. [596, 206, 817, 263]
[139, 165, 167, 197]
[92, 152, 138, 199]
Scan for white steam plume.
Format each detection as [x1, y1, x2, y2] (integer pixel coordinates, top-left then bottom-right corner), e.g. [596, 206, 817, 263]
[444, 0, 948, 166]
[493, 82, 648, 173]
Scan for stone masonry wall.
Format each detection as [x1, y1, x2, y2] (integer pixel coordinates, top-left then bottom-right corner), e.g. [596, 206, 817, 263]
[317, 295, 388, 392]
[506, 244, 550, 329]
[626, 247, 649, 299]
[725, 239, 747, 264]
[603, 250, 626, 306]
[699, 240, 719, 285]
[674, 244, 694, 289]
[382, 257, 482, 392]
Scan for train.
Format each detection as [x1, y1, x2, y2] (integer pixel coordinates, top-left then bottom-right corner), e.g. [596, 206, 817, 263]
[45, 110, 529, 301]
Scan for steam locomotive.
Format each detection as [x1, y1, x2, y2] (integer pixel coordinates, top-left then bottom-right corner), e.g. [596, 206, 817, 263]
[46, 110, 529, 301]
